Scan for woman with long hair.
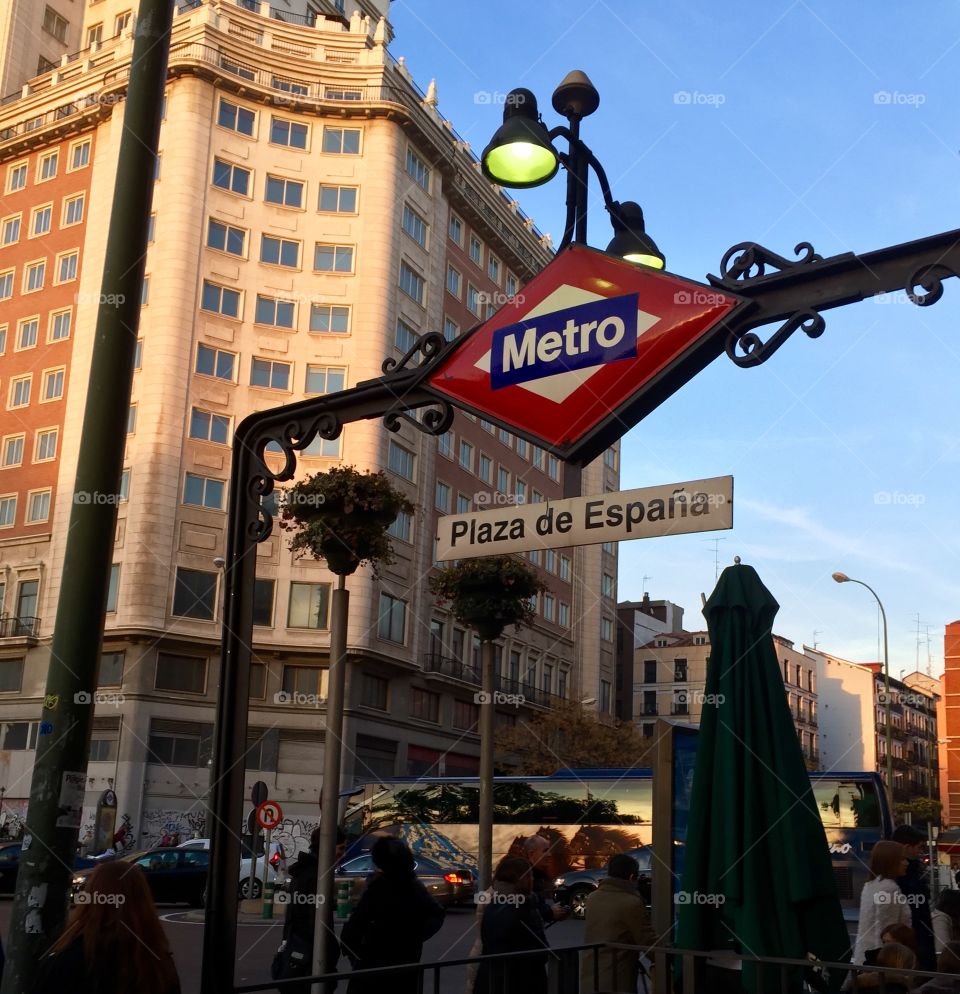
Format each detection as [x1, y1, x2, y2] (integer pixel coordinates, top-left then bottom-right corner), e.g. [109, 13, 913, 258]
[933, 891, 960, 955]
[853, 942, 916, 993]
[34, 860, 180, 994]
[852, 840, 912, 966]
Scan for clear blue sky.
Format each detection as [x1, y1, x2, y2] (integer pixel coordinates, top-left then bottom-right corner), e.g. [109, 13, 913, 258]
[391, 1, 960, 675]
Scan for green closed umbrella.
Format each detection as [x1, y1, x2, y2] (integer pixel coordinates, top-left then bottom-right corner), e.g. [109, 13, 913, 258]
[675, 561, 850, 993]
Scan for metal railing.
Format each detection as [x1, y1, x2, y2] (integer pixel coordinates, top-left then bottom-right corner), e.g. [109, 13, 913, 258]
[0, 616, 40, 639]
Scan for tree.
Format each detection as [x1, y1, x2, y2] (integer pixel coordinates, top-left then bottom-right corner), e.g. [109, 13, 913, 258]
[894, 797, 942, 829]
[493, 701, 653, 775]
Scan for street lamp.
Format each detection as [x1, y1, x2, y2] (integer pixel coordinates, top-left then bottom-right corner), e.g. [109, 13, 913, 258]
[832, 572, 893, 803]
[481, 70, 665, 266]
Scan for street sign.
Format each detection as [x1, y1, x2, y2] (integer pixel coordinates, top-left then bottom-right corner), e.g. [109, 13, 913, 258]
[425, 244, 746, 463]
[255, 800, 283, 831]
[436, 476, 733, 560]
[250, 781, 268, 808]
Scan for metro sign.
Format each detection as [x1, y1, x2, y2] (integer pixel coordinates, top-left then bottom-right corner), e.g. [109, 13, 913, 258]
[425, 244, 748, 462]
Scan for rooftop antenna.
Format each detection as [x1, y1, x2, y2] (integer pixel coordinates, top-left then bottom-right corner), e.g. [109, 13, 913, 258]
[812, 630, 821, 650]
[641, 574, 652, 596]
[703, 537, 726, 581]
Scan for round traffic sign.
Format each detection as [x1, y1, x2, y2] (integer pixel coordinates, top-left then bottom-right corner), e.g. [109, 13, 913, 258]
[255, 800, 283, 830]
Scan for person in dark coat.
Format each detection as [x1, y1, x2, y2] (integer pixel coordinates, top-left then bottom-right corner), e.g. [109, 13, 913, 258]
[474, 857, 549, 994]
[892, 824, 936, 970]
[339, 836, 444, 994]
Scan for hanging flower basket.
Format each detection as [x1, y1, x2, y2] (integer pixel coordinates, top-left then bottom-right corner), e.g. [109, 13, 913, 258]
[429, 556, 547, 641]
[278, 466, 414, 577]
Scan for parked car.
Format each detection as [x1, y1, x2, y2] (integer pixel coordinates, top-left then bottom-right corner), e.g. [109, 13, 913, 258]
[552, 846, 652, 919]
[0, 842, 98, 896]
[177, 837, 287, 899]
[71, 847, 209, 907]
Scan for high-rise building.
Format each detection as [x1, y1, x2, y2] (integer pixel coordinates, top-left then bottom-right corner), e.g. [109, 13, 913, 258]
[0, 0, 618, 853]
[0, 0, 83, 98]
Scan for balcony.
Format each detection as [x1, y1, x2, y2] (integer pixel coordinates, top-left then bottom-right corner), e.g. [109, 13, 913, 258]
[0, 615, 40, 641]
[422, 652, 479, 686]
[421, 655, 563, 709]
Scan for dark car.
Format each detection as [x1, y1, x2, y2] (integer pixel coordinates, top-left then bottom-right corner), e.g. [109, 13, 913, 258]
[552, 846, 652, 919]
[71, 847, 209, 907]
[0, 842, 98, 896]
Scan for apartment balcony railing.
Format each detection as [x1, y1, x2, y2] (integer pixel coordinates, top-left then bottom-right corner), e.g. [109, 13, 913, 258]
[0, 615, 40, 639]
[422, 652, 480, 686]
[421, 655, 564, 709]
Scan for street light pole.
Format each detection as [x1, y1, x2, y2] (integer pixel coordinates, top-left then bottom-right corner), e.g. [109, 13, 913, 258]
[832, 572, 893, 805]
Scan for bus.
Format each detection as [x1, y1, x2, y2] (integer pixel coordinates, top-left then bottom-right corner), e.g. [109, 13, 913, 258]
[341, 769, 891, 911]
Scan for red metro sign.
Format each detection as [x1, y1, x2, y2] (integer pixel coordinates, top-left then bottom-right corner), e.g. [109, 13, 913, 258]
[425, 244, 748, 463]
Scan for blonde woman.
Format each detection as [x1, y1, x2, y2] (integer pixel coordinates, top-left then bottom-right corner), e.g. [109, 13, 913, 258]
[852, 841, 912, 967]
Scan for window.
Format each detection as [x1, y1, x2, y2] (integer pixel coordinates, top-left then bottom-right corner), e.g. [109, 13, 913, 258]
[466, 285, 482, 317]
[674, 658, 688, 682]
[469, 235, 482, 265]
[172, 568, 217, 620]
[325, 87, 362, 100]
[1, 215, 20, 245]
[406, 147, 429, 191]
[449, 214, 463, 245]
[114, 10, 132, 34]
[288, 582, 330, 629]
[672, 689, 688, 716]
[388, 509, 413, 542]
[155, 653, 207, 694]
[543, 594, 555, 622]
[56, 251, 78, 283]
[488, 254, 501, 284]
[478, 454, 492, 484]
[378, 593, 406, 643]
[388, 441, 414, 481]
[63, 194, 84, 226]
[37, 54, 57, 74]
[559, 555, 571, 582]
[0, 720, 36, 746]
[446, 266, 461, 298]
[140, 276, 150, 306]
[604, 447, 618, 470]
[43, 5, 69, 41]
[322, 127, 360, 154]
[309, 304, 350, 334]
[104, 564, 119, 611]
[435, 481, 450, 512]
[558, 602, 570, 627]
[86, 23, 102, 46]
[24, 260, 46, 292]
[6, 161, 27, 193]
[217, 99, 256, 136]
[506, 273, 518, 297]
[200, 281, 241, 319]
[119, 468, 130, 501]
[41, 368, 65, 401]
[305, 365, 345, 394]
[270, 117, 308, 149]
[516, 438, 528, 459]
[98, 652, 124, 687]
[314, 243, 354, 273]
[456, 494, 470, 514]
[399, 261, 425, 305]
[195, 343, 236, 381]
[497, 467, 509, 493]
[147, 214, 156, 242]
[17, 318, 38, 350]
[183, 473, 225, 510]
[602, 573, 615, 597]
[253, 578, 275, 627]
[453, 699, 479, 731]
[273, 77, 309, 96]
[9, 375, 31, 408]
[2, 435, 24, 468]
[395, 317, 417, 352]
[318, 185, 357, 213]
[250, 358, 290, 390]
[69, 140, 91, 171]
[355, 673, 389, 711]
[301, 434, 341, 458]
[458, 440, 474, 471]
[411, 688, 440, 723]
[548, 454, 560, 481]
[265, 175, 304, 209]
[0, 496, 15, 528]
[260, 235, 299, 268]
[127, 405, 137, 433]
[189, 408, 230, 444]
[402, 204, 428, 247]
[212, 158, 251, 196]
[38, 150, 59, 182]
[601, 617, 614, 642]
[206, 219, 245, 256]
[35, 428, 58, 462]
[254, 294, 296, 329]
[438, 431, 453, 458]
[443, 317, 459, 342]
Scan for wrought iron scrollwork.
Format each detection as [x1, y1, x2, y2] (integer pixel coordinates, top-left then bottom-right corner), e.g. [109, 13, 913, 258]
[725, 309, 826, 368]
[905, 262, 960, 306]
[711, 241, 823, 289]
[384, 399, 455, 437]
[381, 331, 448, 374]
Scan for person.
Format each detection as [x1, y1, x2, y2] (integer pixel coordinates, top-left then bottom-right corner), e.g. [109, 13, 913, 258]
[852, 942, 916, 992]
[522, 835, 568, 924]
[33, 860, 180, 994]
[933, 891, 960, 955]
[864, 923, 918, 966]
[474, 857, 549, 994]
[339, 836, 444, 994]
[274, 827, 345, 992]
[916, 941, 960, 992]
[580, 853, 655, 993]
[893, 824, 936, 970]
[852, 840, 912, 966]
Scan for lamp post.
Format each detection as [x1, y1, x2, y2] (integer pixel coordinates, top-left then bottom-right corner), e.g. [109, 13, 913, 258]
[832, 572, 893, 804]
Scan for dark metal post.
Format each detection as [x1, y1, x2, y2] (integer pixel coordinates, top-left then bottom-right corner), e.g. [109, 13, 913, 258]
[478, 639, 496, 889]
[0, 2, 171, 990]
[314, 576, 348, 992]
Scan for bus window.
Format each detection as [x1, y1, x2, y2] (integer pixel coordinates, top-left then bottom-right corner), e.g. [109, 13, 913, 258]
[493, 782, 588, 823]
[582, 779, 652, 826]
[812, 779, 881, 829]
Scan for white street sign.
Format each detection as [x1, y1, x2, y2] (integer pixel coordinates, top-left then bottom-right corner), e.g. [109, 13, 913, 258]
[436, 476, 733, 561]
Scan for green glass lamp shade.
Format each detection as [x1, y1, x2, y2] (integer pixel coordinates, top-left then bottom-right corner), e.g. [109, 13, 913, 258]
[481, 88, 559, 189]
[606, 201, 666, 270]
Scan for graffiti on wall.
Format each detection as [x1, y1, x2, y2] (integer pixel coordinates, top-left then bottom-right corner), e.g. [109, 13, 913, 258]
[141, 808, 208, 848]
[270, 816, 319, 860]
[0, 799, 28, 839]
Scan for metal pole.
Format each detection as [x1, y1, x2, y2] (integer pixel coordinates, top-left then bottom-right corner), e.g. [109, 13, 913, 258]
[0, 2, 171, 990]
[879, 594, 894, 809]
[478, 639, 496, 889]
[314, 576, 348, 993]
[261, 826, 272, 915]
